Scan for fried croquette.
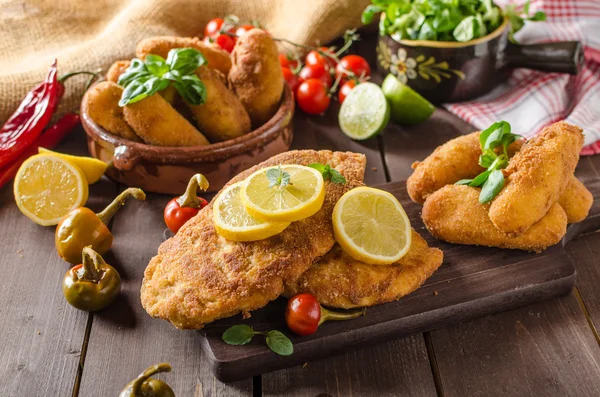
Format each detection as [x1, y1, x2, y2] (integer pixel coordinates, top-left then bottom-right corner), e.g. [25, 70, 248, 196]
[284, 230, 443, 309]
[123, 93, 209, 146]
[136, 36, 231, 75]
[186, 66, 251, 142]
[422, 185, 567, 253]
[106, 60, 131, 83]
[84, 81, 140, 142]
[489, 121, 584, 235]
[141, 150, 367, 329]
[229, 29, 284, 127]
[558, 175, 593, 223]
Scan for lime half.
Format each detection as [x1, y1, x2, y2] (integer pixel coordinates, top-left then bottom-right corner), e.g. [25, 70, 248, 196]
[339, 82, 390, 140]
[381, 74, 435, 125]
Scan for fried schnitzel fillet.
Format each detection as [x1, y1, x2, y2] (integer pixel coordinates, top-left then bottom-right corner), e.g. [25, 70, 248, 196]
[422, 185, 567, 253]
[489, 121, 583, 235]
[284, 230, 443, 309]
[141, 150, 366, 329]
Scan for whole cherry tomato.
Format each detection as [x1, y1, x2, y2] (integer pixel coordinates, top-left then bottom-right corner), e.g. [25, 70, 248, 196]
[335, 55, 371, 80]
[204, 34, 235, 53]
[338, 79, 357, 104]
[299, 63, 332, 88]
[204, 18, 224, 38]
[235, 25, 255, 38]
[296, 79, 330, 115]
[279, 53, 300, 70]
[164, 174, 209, 234]
[282, 67, 301, 94]
[305, 47, 337, 70]
[285, 293, 365, 336]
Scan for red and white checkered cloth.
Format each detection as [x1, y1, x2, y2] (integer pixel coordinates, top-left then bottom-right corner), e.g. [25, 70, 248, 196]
[444, 0, 600, 155]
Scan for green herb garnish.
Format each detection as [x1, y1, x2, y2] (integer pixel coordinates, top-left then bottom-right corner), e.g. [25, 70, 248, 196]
[266, 166, 291, 188]
[222, 324, 294, 356]
[118, 48, 207, 106]
[362, 0, 545, 43]
[308, 163, 347, 184]
[455, 121, 522, 203]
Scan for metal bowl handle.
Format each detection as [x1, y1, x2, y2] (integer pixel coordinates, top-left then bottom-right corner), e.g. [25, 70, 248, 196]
[504, 41, 584, 75]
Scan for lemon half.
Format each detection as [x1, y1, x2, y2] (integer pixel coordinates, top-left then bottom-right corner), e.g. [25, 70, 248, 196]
[333, 186, 412, 265]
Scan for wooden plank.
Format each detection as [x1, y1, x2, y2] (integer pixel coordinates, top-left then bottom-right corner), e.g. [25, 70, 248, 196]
[0, 127, 116, 396]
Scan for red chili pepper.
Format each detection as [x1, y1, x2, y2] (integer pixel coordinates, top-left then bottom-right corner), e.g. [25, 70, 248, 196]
[0, 60, 59, 168]
[0, 113, 80, 189]
[285, 293, 365, 336]
[164, 174, 210, 233]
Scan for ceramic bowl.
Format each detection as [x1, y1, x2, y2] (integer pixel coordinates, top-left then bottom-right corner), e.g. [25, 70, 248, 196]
[81, 85, 294, 195]
[377, 16, 584, 103]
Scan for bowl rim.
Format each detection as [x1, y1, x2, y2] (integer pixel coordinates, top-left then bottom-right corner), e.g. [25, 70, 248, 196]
[81, 83, 294, 164]
[382, 14, 509, 49]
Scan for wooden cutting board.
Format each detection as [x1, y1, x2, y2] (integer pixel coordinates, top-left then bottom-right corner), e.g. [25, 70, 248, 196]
[199, 179, 600, 382]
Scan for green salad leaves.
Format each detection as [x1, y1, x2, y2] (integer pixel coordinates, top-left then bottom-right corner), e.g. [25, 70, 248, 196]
[455, 121, 522, 203]
[117, 48, 208, 106]
[362, 0, 546, 43]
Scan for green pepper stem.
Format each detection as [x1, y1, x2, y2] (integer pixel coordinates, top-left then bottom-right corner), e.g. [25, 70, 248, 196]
[318, 307, 366, 326]
[79, 246, 106, 282]
[176, 174, 209, 208]
[97, 188, 146, 225]
[130, 363, 172, 393]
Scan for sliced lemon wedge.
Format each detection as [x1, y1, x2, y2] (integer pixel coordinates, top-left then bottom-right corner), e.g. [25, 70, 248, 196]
[14, 153, 89, 226]
[333, 186, 412, 265]
[213, 181, 290, 241]
[38, 147, 107, 184]
[241, 165, 325, 222]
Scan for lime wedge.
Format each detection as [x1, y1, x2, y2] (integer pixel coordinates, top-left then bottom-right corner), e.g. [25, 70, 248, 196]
[381, 74, 435, 125]
[338, 82, 390, 140]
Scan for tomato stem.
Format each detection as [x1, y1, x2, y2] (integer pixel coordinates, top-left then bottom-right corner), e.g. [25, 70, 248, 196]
[177, 174, 210, 208]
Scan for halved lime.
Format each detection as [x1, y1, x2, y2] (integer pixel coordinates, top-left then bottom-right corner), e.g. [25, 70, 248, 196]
[381, 74, 435, 125]
[338, 82, 390, 141]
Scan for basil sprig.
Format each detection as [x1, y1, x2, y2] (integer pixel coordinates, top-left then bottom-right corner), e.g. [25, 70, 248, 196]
[222, 324, 294, 356]
[455, 121, 522, 203]
[117, 48, 207, 106]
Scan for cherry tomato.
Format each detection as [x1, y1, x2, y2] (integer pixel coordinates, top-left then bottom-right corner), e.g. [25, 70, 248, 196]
[305, 47, 337, 70]
[299, 64, 332, 88]
[235, 25, 255, 38]
[279, 53, 299, 70]
[204, 34, 235, 53]
[204, 18, 224, 38]
[282, 67, 301, 94]
[338, 80, 357, 104]
[296, 79, 330, 115]
[164, 196, 208, 234]
[335, 55, 371, 80]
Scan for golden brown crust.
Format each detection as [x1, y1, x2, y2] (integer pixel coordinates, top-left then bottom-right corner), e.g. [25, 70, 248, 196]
[422, 185, 567, 253]
[136, 36, 232, 75]
[558, 175, 593, 223]
[284, 230, 443, 309]
[106, 60, 131, 83]
[229, 29, 284, 128]
[141, 150, 367, 329]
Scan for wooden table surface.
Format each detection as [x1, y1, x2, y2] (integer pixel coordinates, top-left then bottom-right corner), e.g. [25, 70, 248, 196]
[1, 35, 600, 396]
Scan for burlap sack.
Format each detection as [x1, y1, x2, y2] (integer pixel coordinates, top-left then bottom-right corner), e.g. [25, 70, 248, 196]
[0, 0, 370, 123]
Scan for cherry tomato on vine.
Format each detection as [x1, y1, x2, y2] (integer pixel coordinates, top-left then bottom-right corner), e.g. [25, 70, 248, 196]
[299, 64, 332, 88]
[305, 47, 337, 70]
[338, 80, 357, 104]
[282, 67, 302, 94]
[235, 25, 255, 38]
[335, 55, 371, 80]
[204, 18, 224, 38]
[204, 34, 235, 53]
[279, 53, 299, 70]
[296, 79, 330, 115]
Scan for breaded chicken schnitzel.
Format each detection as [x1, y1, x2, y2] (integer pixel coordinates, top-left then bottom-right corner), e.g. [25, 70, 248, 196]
[141, 150, 366, 329]
[284, 230, 443, 309]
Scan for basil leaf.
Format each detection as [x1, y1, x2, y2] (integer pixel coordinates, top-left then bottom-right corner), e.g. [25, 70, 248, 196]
[222, 324, 255, 345]
[469, 170, 492, 187]
[308, 163, 327, 174]
[172, 74, 207, 106]
[145, 54, 169, 77]
[119, 76, 169, 106]
[265, 330, 293, 356]
[479, 152, 496, 168]
[166, 48, 207, 76]
[479, 169, 505, 203]
[483, 121, 510, 151]
[455, 179, 473, 185]
[117, 58, 149, 88]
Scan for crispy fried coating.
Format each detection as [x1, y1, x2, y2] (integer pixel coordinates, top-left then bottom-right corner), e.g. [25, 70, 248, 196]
[229, 29, 284, 127]
[186, 66, 251, 142]
[106, 60, 131, 83]
[558, 175, 593, 223]
[284, 230, 443, 309]
[422, 185, 567, 253]
[489, 121, 583, 235]
[123, 93, 209, 146]
[141, 150, 367, 329]
[84, 81, 141, 142]
[136, 36, 232, 75]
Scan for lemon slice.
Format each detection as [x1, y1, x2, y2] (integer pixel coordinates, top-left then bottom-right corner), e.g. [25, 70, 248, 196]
[14, 154, 89, 226]
[213, 181, 290, 241]
[38, 147, 107, 184]
[333, 186, 412, 265]
[241, 165, 325, 222]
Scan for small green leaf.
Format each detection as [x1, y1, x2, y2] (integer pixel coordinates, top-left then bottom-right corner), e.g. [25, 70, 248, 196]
[266, 166, 291, 188]
[222, 324, 255, 345]
[469, 170, 492, 187]
[329, 169, 347, 184]
[479, 169, 505, 203]
[117, 58, 149, 88]
[172, 74, 207, 105]
[119, 76, 169, 106]
[308, 163, 327, 174]
[309, 163, 346, 184]
[361, 5, 382, 25]
[265, 330, 293, 356]
[166, 48, 206, 76]
[479, 152, 496, 168]
[145, 54, 169, 77]
[479, 121, 502, 149]
[455, 179, 473, 185]
[453, 16, 476, 42]
[530, 11, 546, 21]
